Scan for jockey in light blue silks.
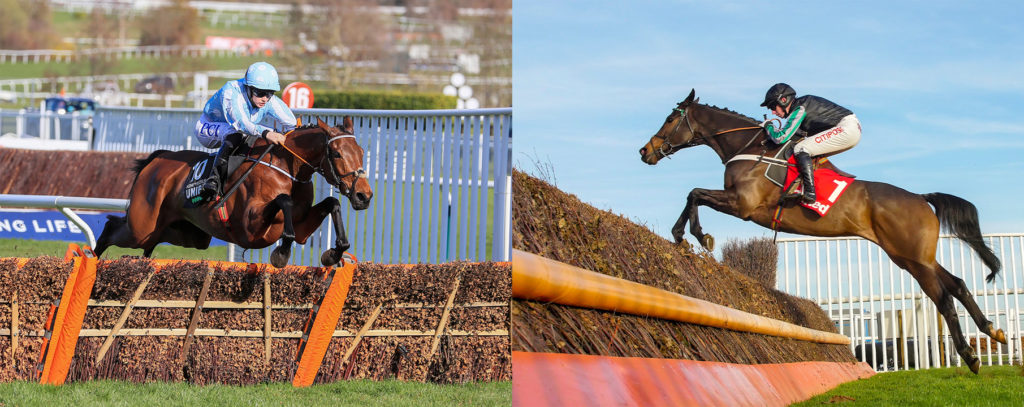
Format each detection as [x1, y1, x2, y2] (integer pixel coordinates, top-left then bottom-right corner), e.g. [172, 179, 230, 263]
[194, 61, 297, 198]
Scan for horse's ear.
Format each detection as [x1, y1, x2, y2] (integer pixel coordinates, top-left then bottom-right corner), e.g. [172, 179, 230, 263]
[343, 116, 354, 133]
[316, 117, 330, 131]
[683, 88, 696, 105]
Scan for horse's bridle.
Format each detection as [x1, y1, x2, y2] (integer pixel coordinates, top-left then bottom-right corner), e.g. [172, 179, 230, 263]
[277, 130, 367, 196]
[653, 106, 700, 158]
[319, 133, 368, 196]
[654, 106, 764, 162]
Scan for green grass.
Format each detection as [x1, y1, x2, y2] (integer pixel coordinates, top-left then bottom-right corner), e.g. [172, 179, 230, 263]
[0, 10, 296, 82]
[0, 379, 511, 407]
[793, 364, 1024, 406]
[55, 10, 286, 43]
[52, 10, 289, 48]
[0, 238, 227, 261]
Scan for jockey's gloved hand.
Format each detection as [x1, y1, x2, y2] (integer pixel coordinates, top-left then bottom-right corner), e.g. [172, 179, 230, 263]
[262, 130, 287, 146]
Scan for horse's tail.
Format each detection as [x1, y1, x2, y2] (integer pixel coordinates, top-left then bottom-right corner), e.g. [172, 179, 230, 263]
[923, 192, 1001, 282]
[131, 150, 170, 182]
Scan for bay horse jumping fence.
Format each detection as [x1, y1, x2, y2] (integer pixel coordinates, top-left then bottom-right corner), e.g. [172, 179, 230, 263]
[90, 106, 512, 265]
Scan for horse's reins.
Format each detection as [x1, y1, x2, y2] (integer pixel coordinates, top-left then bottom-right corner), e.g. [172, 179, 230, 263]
[277, 133, 368, 194]
[211, 129, 298, 211]
[656, 106, 765, 162]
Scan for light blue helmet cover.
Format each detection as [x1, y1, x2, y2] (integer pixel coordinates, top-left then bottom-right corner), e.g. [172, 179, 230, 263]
[244, 62, 281, 91]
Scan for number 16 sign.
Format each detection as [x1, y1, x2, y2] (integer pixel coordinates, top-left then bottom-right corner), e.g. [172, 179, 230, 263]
[282, 82, 314, 109]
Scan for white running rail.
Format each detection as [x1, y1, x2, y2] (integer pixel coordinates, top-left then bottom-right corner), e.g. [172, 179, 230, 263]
[777, 234, 1024, 372]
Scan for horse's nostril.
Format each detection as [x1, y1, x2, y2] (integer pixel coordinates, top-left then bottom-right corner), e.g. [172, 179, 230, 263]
[640, 148, 646, 156]
[356, 192, 369, 202]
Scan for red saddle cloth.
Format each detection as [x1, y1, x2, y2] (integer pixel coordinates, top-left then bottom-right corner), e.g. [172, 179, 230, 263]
[784, 156, 855, 216]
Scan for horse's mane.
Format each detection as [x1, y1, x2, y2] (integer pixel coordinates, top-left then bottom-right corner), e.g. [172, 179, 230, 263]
[294, 123, 321, 131]
[699, 103, 759, 125]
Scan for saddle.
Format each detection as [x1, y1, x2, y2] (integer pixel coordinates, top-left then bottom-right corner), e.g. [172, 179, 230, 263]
[760, 138, 857, 220]
[762, 138, 856, 187]
[182, 143, 252, 208]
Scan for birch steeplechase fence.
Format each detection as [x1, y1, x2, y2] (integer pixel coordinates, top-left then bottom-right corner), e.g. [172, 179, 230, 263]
[511, 249, 874, 407]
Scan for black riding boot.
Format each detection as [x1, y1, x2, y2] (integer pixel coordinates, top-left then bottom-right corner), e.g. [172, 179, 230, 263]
[794, 151, 816, 204]
[200, 133, 241, 199]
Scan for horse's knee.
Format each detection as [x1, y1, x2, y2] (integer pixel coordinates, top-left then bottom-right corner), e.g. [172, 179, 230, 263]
[274, 194, 294, 207]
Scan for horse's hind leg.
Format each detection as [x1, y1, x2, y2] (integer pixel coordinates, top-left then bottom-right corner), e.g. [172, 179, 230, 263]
[934, 286, 981, 373]
[937, 266, 1007, 344]
[142, 221, 213, 259]
[905, 261, 981, 373]
[95, 215, 137, 256]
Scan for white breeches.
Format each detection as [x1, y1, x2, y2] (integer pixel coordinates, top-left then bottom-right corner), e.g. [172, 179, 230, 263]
[194, 116, 239, 149]
[794, 114, 861, 157]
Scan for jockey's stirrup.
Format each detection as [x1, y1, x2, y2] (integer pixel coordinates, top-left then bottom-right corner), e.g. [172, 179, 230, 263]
[795, 151, 816, 204]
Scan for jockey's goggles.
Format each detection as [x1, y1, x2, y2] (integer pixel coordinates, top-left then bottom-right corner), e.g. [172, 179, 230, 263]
[252, 88, 275, 98]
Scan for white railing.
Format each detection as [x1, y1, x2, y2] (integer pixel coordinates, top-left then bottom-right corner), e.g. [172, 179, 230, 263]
[776, 234, 1024, 372]
[91, 106, 512, 265]
[0, 70, 239, 96]
[0, 46, 246, 64]
[0, 108, 92, 145]
[0, 71, 509, 105]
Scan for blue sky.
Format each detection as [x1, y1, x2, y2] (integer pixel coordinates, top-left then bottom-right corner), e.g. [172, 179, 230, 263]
[513, 1, 1024, 253]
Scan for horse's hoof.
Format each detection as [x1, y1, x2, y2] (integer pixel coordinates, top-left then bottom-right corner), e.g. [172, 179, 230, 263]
[270, 249, 289, 268]
[321, 249, 342, 267]
[701, 235, 715, 251]
[969, 358, 980, 374]
[992, 328, 1008, 345]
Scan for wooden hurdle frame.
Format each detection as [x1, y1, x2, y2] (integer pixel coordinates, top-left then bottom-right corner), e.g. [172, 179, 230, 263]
[1, 245, 509, 386]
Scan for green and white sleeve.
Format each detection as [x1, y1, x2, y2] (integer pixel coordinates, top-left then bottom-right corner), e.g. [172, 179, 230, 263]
[766, 105, 806, 144]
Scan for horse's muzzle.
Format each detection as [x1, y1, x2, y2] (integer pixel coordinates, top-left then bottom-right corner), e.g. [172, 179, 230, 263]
[639, 147, 660, 165]
[350, 191, 372, 210]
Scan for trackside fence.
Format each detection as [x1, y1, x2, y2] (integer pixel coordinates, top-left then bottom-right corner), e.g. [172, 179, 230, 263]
[776, 234, 1024, 372]
[81, 107, 511, 265]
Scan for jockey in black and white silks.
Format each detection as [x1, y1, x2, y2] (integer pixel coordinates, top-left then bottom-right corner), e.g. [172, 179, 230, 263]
[760, 83, 861, 204]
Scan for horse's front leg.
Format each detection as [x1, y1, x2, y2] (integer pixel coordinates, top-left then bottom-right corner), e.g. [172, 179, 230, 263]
[671, 196, 695, 244]
[269, 194, 295, 268]
[675, 188, 741, 251]
[292, 196, 350, 266]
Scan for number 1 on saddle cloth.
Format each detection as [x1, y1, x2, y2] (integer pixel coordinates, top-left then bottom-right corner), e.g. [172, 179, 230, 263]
[782, 156, 854, 216]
